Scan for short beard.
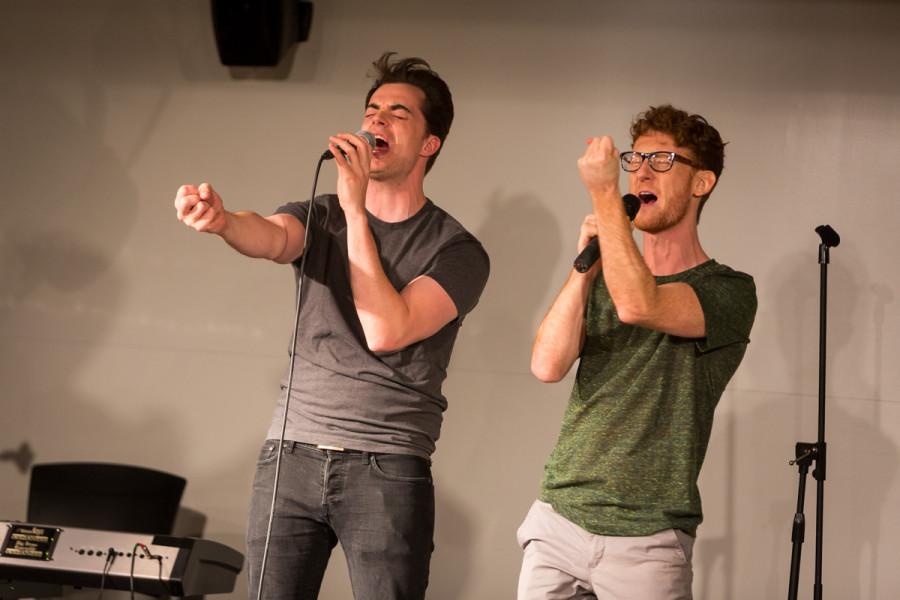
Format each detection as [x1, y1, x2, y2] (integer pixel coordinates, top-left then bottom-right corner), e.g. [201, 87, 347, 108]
[638, 196, 692, 234]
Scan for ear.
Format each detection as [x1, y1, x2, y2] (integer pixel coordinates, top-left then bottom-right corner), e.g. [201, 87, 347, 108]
[420, 134, 441, 158]
[692, 170, 716, 198]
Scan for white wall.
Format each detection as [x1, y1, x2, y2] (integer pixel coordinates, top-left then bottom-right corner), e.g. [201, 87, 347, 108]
[2, 1, 898, 598]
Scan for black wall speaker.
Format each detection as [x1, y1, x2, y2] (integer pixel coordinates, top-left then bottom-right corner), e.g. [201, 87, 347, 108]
[211, 0, 313, 67]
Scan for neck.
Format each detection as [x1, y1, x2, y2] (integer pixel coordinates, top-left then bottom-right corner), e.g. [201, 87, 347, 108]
[641, 217, 709, 276]
[364, 176, 427, 222]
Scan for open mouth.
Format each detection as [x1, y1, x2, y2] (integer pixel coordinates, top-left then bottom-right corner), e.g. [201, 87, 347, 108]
[638, 191, 658, 204]
[373, 136, 389, 153]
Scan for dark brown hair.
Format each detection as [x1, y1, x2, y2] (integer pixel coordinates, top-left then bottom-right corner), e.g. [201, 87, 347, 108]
[630, 104, 726, 221]
[365, 52, 454, 174]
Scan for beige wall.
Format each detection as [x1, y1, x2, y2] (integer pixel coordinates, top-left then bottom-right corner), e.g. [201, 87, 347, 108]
[2, 1, 899, 598]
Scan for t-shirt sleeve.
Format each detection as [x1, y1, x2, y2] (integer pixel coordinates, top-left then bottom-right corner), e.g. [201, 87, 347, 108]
[423, 236, 490, 318]
[274, 199, 311, 223]
[691, 269, 757, 353]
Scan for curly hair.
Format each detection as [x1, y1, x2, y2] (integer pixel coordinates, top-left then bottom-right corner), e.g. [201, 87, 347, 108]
[365, 52, 454, 174]
[630, 105, 726, 221]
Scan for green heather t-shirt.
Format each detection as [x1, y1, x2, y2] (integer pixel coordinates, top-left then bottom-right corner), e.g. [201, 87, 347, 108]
[540, 260, 757, 537]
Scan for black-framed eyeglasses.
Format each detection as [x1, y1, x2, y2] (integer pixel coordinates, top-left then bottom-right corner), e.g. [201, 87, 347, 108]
[620, 151, 698, 173]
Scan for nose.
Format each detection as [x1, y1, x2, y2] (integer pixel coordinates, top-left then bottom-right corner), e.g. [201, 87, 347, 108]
[634, 159, 655, 179]
[369, 107, 389, 126]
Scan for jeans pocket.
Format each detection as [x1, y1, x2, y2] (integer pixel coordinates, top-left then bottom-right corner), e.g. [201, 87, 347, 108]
[659, 528, 694, 565]
[370, 453, 432, 483]
[672, 529, 695, 565]
[256, 440, 279, 466]
[516, 500, 545, 549]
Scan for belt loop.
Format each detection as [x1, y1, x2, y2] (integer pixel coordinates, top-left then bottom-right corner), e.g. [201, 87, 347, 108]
[283, 441, 295, 454]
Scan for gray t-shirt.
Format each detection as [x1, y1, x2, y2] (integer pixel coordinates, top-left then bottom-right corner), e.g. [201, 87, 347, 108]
[267, 194, 490, 458]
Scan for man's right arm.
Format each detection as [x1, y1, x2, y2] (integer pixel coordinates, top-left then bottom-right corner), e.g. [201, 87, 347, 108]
[531, 214, 600, 383]
[174, 183, 305, 264]
[531, 270, 594, 383]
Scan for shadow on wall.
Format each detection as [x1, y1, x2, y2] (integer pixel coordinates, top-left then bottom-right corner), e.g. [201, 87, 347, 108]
[0, 443, 35, 475]
[767, 234, 894, 402]
[0, 66, 194, 513]
[454, 190, 563, 374]
[693, 399, 738, 598]
[428, 488, 475, 600]
[424, 190, 563, 598]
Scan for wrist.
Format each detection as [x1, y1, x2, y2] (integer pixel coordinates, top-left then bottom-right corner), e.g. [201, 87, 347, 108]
[343, 205, 368, 222]
[568, 266, 598, 286]
[589, 184, 621, 205]
[218, 210, 235, 237]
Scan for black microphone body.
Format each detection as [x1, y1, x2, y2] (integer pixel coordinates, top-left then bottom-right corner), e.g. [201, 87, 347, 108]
[322, 130, 376, 160]
[573, 194, 641, 273]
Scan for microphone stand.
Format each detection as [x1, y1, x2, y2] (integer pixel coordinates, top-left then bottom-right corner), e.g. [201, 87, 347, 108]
[786, 224, 840, 600]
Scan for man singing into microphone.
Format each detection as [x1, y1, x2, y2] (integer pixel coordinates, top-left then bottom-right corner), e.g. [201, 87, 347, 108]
[174, 53, 489, 600]
[517, 105, 756, 599]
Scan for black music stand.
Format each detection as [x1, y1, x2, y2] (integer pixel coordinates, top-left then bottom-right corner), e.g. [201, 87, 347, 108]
[27, 463, 185, 535]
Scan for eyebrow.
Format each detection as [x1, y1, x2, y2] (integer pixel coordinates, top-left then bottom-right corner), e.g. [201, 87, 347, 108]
[366, 102, 414, 115]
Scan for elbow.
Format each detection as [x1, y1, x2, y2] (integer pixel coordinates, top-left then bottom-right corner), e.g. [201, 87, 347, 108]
[531, 356, 567, 383]
[367, 341, 397, 354]
[614, 287, 659, 327]
[272, 253, 296, 264]
[365, 330, 405, 354]
[532, 368, 564, 384]
[614, 299, 650, 327]
[615, 306, 641, 326]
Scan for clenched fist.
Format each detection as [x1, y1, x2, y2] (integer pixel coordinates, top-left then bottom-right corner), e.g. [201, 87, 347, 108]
[577, 136, 620, 195]
[175, 183, 228, 234]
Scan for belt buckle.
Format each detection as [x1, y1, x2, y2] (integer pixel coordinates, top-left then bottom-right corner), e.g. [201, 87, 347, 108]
[316, 444, 345, 452]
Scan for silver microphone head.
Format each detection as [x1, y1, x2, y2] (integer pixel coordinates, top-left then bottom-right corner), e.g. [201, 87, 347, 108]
[322, 129, 376, 160]
[356, 130, 376, 148]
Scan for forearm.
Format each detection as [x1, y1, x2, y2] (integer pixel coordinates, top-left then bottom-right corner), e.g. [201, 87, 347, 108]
[591, 190, 657, 322]
[220, 211, 295, 262]
[531, 269, 594, 382]
[344, 211, 412, 351]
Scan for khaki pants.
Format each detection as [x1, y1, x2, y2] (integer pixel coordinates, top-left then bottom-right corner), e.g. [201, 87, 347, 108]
[517, 500, 694, 600]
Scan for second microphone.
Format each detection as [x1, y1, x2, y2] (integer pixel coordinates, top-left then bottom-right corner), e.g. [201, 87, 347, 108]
[573, 194, 641, 273]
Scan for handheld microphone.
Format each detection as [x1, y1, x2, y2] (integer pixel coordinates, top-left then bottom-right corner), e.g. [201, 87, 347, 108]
[573, 193, 641, 273]
[322, 130, 376, 160]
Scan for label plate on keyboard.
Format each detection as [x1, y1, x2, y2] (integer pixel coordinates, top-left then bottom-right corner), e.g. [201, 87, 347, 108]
[2, 523, 61, 560]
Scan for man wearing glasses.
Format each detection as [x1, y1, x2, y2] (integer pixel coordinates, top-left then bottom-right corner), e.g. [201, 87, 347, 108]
[518, 105, 757, 599]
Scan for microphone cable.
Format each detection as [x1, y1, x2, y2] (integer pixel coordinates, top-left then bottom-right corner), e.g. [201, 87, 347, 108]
[255, 153, 329, 600]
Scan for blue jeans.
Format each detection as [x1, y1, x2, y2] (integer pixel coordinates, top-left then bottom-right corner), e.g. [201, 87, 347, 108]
[247, 440, 434, 600]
